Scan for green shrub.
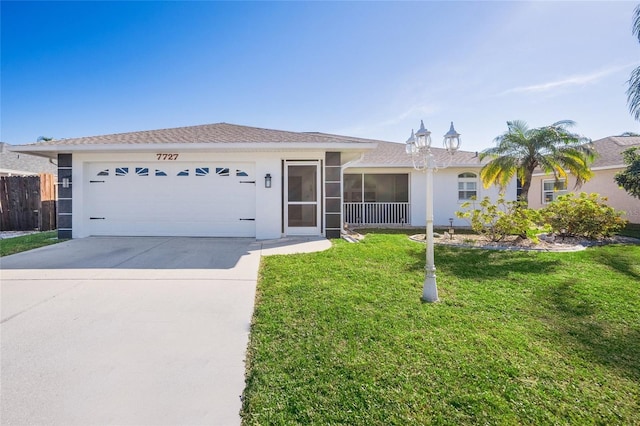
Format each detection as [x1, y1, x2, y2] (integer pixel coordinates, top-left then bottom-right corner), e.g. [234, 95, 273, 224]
[456, 196, 542, 242]
[541, 192, 627, 239]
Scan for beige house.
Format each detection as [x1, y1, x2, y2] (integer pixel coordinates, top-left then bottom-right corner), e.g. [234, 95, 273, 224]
[528, 135, 640, 224]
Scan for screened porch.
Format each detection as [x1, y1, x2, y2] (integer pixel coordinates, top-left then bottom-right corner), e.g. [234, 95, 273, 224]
[343, 173, 410, 226]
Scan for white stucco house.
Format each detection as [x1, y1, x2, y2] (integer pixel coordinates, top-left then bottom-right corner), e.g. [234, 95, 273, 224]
[11, 123, 513, 239]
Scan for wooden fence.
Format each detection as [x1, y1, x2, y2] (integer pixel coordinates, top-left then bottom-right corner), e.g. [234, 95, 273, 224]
[0, 174, 57, 231]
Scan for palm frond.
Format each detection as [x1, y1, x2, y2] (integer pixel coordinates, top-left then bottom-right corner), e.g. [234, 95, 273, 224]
[480, 156, 517, 189]
[634, 4, 640, 43]
[549, 119, 577, 129]
[538, 156, 568, 180]
[628, 65, 640, 121]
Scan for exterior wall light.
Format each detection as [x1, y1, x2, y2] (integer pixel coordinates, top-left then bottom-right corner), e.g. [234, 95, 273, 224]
[265, 173, 272, 188]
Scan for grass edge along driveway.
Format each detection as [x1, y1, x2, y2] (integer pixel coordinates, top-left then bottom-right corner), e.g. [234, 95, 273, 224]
[242, 231, 640, 425]
[0, 231, 62, 257]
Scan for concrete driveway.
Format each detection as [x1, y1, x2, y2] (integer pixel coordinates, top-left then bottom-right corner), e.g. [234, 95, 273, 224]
[1, 236, 330, 426]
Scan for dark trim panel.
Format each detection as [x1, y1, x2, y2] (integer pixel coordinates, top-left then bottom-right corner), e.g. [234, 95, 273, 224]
[57, 154, 72, 239]
[325, 152, 342, 239]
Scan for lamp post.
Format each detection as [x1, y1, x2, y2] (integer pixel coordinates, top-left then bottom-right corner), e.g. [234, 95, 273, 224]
[405, 120, 461, 302]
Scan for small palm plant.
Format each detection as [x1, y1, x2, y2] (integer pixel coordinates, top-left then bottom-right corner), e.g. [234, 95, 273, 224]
[480, 120, 595, 204]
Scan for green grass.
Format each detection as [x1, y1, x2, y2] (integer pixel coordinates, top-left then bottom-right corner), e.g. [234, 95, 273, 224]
[242, 230, 640, 425]
[0, 231, 62, 257]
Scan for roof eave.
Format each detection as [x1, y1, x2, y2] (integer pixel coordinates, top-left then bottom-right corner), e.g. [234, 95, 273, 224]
[11, 142, 378, 158]
[346, 162, 485, 169]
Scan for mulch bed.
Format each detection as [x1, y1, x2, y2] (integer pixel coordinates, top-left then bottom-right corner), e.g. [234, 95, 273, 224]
[409, 233, 640, 252]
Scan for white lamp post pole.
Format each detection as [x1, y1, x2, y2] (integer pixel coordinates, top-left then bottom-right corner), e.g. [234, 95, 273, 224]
[423, 151, 438, 302]
[406, 120, 461, 302]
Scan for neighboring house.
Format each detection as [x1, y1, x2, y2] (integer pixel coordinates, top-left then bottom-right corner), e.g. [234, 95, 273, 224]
[12, 123, 513, 239]
[0, 142, 58, 176]
[528, 135, 640, 224]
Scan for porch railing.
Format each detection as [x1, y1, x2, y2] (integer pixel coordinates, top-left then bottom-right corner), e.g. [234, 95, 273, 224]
[343, 202, 410, 226]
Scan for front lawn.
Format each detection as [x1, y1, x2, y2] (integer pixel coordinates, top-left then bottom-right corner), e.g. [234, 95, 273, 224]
[0, 231, 61, 257]
[242, 231, 640, 425]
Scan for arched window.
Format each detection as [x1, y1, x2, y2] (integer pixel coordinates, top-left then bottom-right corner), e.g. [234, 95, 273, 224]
[458, 172, 477, 200]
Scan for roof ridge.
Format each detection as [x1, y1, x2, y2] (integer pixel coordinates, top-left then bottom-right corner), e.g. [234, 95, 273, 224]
[303, 131, 396, 144]
[34, 122, 248, 142]
[18, 122, 382, 147]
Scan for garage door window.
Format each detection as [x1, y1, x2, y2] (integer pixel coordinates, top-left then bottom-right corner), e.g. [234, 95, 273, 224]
[103, 166, 250, 179]
[96, 167, 171, 176]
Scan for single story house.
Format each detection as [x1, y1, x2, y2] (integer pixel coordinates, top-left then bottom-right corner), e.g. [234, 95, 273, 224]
[11, 123, 512, 239]
[528, 135, 640, 224]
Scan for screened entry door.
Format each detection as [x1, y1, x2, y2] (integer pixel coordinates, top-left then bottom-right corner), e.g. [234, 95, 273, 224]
[285, 162, 321, 235]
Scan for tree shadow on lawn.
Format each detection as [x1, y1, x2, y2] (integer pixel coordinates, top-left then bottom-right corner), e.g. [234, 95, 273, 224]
[589, 246, 640, 280]
[536, 279, 640, 381]
[405, 246, 562, 281]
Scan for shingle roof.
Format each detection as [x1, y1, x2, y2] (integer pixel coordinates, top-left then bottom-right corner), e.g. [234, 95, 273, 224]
[0, 143, 58, 175]
[347, 139, 486, 168]
[591, 136, 640, 168]
[19, 123, 379, 146]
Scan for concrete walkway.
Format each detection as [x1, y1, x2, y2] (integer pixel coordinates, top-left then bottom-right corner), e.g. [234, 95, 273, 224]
[1, 236, 331, 426]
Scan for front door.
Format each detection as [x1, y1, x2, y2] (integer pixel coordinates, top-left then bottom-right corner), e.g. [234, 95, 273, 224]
[285, 161, 321, 235]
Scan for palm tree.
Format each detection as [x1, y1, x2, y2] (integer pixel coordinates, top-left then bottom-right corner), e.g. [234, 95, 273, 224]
[479, 120, 594, 204]
[628, 4, 640, 121]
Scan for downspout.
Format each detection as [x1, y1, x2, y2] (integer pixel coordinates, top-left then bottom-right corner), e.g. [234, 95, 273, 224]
[340, 153, 365, 234]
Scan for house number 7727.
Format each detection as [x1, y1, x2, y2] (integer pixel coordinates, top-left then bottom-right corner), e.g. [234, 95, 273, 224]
[156, 153, 179, 160]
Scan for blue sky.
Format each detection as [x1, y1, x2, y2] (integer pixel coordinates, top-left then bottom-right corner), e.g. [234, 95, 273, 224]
[2, 1, 639, 152]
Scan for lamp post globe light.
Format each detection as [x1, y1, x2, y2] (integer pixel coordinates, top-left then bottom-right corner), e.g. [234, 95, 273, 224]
[405, 120, 461, 302]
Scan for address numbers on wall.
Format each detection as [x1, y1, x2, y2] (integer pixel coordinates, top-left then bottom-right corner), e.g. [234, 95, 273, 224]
[156, 153, 179, 160]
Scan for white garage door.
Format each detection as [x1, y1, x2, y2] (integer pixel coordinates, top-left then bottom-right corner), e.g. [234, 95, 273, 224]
[84, 162, 256, 237]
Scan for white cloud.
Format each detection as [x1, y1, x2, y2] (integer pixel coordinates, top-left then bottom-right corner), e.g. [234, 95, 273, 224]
[499, 62, 639, 96]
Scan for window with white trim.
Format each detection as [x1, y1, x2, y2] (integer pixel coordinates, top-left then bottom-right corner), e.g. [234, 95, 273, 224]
[542, 179, 568, 203]
[458, 172, 477, 200]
